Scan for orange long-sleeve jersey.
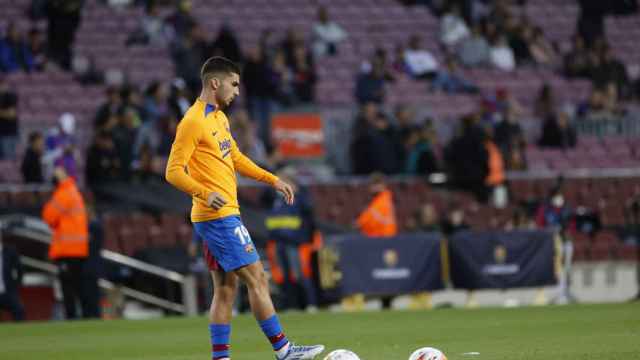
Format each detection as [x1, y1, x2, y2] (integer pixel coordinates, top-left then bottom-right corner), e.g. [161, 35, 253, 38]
[166, 99, 278, 222]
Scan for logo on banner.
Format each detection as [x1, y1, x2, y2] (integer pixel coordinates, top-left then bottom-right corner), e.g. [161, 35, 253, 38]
[383, 249, 399, 267]
[271, 113, 325, 159]
[372, 249, 410, 280]
[483, 244, 519, 275]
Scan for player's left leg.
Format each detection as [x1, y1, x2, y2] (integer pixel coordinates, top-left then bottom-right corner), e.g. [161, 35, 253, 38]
[235, 261, 324, 360]
[209, 269, 238, 360]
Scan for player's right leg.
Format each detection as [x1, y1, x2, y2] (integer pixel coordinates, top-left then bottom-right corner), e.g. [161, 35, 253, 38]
[209, 269, 238, 360]
[235, 261, 324, 360]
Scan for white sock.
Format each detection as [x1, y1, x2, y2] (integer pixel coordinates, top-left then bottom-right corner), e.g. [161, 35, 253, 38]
[276, 342, 290, 358]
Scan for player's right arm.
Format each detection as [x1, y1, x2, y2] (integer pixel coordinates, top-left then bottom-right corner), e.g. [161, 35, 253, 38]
[165, 116, 211, 201]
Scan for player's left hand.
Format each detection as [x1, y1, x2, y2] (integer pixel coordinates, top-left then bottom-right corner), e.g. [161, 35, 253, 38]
[274, 179, 295, 205]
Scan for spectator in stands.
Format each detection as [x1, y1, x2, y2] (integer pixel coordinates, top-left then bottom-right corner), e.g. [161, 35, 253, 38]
[529, 27, 557, 67]
[0, 23, 34, 73]
[431, 56, 478, 94]
[112, 107, 139, 181]
[590, 45, 630, 99]
[230, 110, 279, 170]
[132, 143, 162, 183]
[0, 75, 18, 160]
[86, 130, 120, 188]
[355, 57, 386, 104]
[0, 230, 25, 321]
[494, 105, 524, 157]
[504, 207, 536, 231]
[538, 111, 577, 149]
[271, 50, 295, 107]
[46, 0, 83, 70]
[291, 44, 317, 104]
[127, 0, 171, 46]
[43, 165, 93, 319]
[577, 0, 607, 46]
[27, 28, 47, 71]
[312, 6, 347, 58]
[259, 28, 279, 62]
[536, 187, 575, 233]
[415, 203, 441, 232]
[360, 48, 399, 82]
[534, 83, 556, 120]
[171, 24, 208, 95]
[157, 115, 178, 156]
[404, 34, 439, 79]
[577, 86, 614, 119]
[243, 45, 277, 149]
[457, 24, 490, 67]
[209, 24, 243, 64]
[489, 35, 516, 72]
[391, 104, 416, 163]
[564, 35, 590, 78]
[21, 132, 45, 183]
[165, 0, 196, 40]
[444, 115, 489, 202]
[94, 86, 122, 130]
[439, 4, 470, 48]
[45, 113, 78, 180]
[391, 43, 408, 76]
[350, 103, 400, 175]
[74, 55, 104, 86]
[120, 85, 145, 119]
[405, 121, 440, 176]
[168, 78, 191, 118]
[440, 203, 469, 236]
[141, 81, 168, 125]
[281, 27, 307, 68]
[507, 17, 533, 66]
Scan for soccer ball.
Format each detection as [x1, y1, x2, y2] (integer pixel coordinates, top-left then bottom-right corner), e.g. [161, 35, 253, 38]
[323, 349, 361, 360]
[408, 347, 447, 360]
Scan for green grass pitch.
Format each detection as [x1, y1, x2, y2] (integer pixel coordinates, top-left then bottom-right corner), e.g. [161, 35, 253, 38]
[1, 303, 639, 360]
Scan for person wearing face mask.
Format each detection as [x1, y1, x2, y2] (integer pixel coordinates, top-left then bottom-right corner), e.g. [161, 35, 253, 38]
[536, 187, 577, 304]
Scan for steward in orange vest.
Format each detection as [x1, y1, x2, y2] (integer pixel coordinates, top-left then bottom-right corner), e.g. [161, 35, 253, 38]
[356, 174, 398, 237]
[43, 168, 89, 260]
[42, 166, 90, 319]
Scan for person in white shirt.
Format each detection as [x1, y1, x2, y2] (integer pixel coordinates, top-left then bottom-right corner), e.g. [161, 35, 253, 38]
[440, 5, 470, 47]
[404, 34, 439, 79]
[490, 36, 516, 71]
[312, 6, 347, 57]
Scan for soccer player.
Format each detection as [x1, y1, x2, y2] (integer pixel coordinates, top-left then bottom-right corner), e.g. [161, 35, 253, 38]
[165, 56, 324, 360]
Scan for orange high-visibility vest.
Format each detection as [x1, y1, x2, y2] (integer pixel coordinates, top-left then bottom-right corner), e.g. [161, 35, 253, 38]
[485, 141, 505, 186]
[356, 189, 398, 237]
[42, 178, 89, 260]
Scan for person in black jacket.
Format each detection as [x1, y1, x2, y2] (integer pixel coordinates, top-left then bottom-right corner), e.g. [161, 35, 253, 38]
[0, 231, 25, 321]
[21, 131, 44, 183]
[263, 171, 318, 311]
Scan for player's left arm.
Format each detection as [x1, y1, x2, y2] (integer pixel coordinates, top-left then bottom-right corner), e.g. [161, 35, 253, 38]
[230, 138, 295, 204]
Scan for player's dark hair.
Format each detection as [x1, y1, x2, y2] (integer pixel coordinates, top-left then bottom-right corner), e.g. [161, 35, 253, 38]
[201, 56, 240, 84]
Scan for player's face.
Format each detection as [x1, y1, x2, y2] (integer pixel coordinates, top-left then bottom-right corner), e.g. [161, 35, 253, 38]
[216, 73, 240, 108]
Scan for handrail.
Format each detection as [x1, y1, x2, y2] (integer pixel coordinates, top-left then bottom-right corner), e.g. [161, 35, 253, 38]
[5, 219, 184, 282]
[19, 255, 186, 313]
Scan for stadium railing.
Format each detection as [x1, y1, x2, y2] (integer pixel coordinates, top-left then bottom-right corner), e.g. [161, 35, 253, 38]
[0, 214, 198, 316]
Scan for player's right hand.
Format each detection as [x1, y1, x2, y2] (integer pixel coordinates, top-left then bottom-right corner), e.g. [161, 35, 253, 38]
[207, 192, 228, 210]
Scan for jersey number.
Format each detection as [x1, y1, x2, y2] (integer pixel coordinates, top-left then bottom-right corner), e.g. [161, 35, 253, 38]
[234, 225, 252, 245]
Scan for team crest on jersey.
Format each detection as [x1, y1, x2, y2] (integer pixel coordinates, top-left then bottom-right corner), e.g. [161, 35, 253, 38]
[245, 244, 254, 253]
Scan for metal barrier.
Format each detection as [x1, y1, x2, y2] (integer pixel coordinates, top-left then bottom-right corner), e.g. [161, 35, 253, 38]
[1, 215, 197, 316]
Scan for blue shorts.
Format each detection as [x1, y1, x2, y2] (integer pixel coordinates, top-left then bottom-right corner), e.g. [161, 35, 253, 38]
[193, 215, 259, 272]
